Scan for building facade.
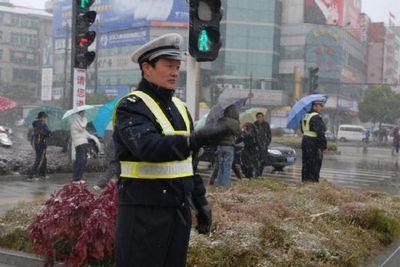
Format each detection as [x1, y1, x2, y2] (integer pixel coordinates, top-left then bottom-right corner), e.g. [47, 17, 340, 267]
[213, 0, 281, 91]
[0, 0, 51, 104]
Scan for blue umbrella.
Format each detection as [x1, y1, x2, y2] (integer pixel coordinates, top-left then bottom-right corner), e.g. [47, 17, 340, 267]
[205, 97, 248, 127]
[286, 94, 328, 129]
[92, 98, 120, 137]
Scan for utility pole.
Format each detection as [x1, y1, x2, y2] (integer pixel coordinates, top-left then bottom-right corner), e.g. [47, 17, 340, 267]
[63, 22, 70, 108]
[93, 20, 100, 93]
[293, 66, 302, 101]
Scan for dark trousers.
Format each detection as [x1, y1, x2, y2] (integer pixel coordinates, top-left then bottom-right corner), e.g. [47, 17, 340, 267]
[29, 144, 47, 178]
[115, 203, 191, 267]
[256, 148, 268, 177]
[73, 144, 87, 181]
[301, 144, 323, 182]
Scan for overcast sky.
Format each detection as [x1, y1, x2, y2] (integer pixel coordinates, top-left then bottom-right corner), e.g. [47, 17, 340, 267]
[8, 0, 400, 25]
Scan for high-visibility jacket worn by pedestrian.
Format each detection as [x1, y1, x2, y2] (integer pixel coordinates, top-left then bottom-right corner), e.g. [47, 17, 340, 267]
[115, 90, 194, 179]
[302, 112, 319, 137]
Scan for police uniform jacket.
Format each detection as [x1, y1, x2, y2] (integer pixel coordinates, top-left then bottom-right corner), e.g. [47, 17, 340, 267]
[301, 112, 327, 150]
[114, 78, 207, 209]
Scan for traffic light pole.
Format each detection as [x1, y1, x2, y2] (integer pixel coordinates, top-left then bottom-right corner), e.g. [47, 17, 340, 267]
[186, 55, 198, 119]
[69, 0, 77, 110]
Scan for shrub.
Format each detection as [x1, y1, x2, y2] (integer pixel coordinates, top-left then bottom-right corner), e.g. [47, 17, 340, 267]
[28, 181, 117, 266]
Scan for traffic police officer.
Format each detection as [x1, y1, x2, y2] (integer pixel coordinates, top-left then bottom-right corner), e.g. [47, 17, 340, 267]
[114, 33, 229, 266]
[301, 100, 327, 182]
[28, 111, 52, 180]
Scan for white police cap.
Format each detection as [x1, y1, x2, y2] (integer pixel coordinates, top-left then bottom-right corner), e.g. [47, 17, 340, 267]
[131, 33, 184, 64]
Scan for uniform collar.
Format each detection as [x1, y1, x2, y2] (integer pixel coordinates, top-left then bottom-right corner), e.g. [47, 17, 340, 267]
[138, 78, 175, 102]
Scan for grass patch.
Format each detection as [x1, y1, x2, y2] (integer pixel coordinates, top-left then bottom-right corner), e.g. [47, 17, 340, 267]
[0, 180, 399, 266]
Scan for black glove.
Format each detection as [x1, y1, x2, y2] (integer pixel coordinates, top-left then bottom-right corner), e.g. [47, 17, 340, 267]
[189, 127, 230, 151]
[196, 205, 212, 235]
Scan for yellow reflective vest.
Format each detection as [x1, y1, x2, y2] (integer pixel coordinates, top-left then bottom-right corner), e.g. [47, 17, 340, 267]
[302, 112, 319, 138]
[114, 90, 194, 179]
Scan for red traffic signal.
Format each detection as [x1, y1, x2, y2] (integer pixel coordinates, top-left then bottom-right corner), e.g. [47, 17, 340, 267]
[76, 31, 96, 48]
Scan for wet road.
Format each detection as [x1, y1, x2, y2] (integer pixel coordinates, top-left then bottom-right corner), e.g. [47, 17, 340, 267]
[200, 145, 400, 195]
[0, 173, 101, 215]
[0, 145, 399, 215]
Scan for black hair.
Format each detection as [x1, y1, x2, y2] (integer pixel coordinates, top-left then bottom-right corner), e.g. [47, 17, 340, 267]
[37, 111, 48, 119]
[256, 112, 264, 117]
[140, 57, 162, 76]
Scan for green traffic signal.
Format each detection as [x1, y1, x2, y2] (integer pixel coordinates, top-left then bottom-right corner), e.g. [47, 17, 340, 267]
[198, 29, 210, 52]
[79, 0, 94, 11]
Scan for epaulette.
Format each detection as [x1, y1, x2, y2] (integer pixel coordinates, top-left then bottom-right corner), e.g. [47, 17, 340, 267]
[126, 96, 138, 103]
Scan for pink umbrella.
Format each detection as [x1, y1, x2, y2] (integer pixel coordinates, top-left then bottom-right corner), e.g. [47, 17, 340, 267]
[0, 96, 18, 112]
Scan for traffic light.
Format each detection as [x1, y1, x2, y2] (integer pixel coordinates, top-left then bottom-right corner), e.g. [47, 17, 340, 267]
[73, 0, 96, 69]
[189, 0, 222, 62]
[308, 67, 319, 92]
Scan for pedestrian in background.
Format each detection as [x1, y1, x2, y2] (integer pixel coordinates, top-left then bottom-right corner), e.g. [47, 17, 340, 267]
[254, 112, 271, 177]
[301, 100, 327, 182]
[94, 132, 120, 190]
[28, 112, 51, 181]
[390, 126, 400, 155]
[70, 111, 90, 182]
[240, 122, 258, 178]
[215, 104, 241, 187]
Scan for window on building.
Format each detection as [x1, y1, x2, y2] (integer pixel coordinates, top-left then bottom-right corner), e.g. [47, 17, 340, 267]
[13, 68, 38, 82]
[280, 46, 304, 60]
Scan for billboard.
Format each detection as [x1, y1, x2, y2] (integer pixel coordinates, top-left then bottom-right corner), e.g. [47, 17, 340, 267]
[53, 0, 189, 38]
[304, 0, 361, 38]
[304, 0, 343, 25]
[98, 27, 149, 49]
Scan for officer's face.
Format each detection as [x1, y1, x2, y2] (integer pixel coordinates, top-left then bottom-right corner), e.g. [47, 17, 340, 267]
[143, 58, 181, 89]
[313, 103, 324, 113]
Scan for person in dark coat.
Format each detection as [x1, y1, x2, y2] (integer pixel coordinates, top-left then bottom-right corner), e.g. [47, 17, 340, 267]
[240, 122, 259, 178]
[27, 111, 52, 180]
[390, 126, 400, 155]
[113, 33, 229, 267]
[254, 112, 271, 177]
[301, 100, 327, 182]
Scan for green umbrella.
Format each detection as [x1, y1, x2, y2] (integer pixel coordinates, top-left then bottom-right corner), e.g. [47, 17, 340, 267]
[60, 105, 99, 130]
[25, 106, 66, 130]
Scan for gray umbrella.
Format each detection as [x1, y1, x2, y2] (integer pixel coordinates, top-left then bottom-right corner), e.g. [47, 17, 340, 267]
[205, 97, 248, 127]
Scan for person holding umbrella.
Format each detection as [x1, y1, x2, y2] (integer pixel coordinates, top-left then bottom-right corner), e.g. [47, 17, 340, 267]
[300, 100, 327, 182]
[70, 110, 90, 182]
[27, 111, 52, 181]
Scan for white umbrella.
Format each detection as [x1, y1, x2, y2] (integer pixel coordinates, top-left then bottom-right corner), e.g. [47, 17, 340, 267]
[62, 105, 95, 120]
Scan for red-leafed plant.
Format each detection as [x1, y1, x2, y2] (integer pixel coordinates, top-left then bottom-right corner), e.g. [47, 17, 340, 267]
[28, 181, 118, 266]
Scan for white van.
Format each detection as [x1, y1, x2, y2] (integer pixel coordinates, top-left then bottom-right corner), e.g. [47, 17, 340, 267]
[337, 124, 367, 142]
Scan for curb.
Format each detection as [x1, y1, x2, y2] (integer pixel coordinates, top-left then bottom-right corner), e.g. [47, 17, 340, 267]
[0, 248, 43, 267]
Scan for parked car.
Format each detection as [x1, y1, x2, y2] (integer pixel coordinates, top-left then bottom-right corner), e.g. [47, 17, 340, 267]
[325, 131, 336, 142]
[337, 124, 367, 142]
[197, 142, 296, 173]
[271, 127, 298, 137]
[27, 123, 104, 158]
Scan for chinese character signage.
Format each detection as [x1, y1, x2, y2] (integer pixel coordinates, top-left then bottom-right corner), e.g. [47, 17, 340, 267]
[73, 68, 87, 108]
